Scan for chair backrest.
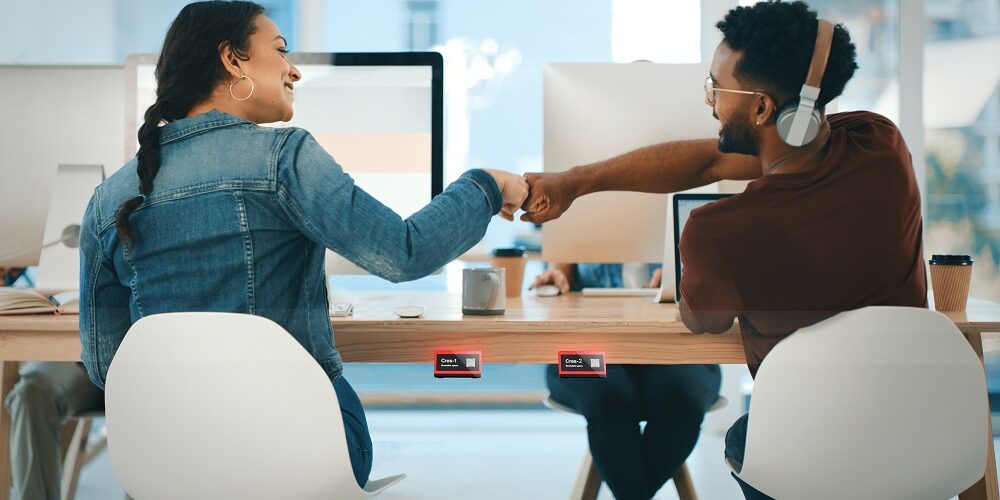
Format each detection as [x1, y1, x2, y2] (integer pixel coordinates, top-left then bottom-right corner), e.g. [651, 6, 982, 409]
[105, 312, 363, 500]
[738, 306, 988, 500]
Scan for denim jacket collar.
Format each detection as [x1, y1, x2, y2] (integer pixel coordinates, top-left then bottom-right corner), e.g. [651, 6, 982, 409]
[159, 109, 253, 146]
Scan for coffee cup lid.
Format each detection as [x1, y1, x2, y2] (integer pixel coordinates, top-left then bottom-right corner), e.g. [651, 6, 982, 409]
[930, 254, 973, 265]
[491, 247, 527, 258]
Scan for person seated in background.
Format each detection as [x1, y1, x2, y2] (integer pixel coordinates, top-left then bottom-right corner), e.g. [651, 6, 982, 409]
[533, 263, 722, 500]
[78, 1, 527, 489]
[1, 270, 104, 500]
[4, 363, 103, 500]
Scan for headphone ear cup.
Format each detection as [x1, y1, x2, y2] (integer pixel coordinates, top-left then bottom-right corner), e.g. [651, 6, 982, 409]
[775, 99, 799, 144]
[776, 99, 822, 146]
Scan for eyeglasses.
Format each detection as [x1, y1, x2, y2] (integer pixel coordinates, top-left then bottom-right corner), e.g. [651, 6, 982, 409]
[704, 76, 767, 106]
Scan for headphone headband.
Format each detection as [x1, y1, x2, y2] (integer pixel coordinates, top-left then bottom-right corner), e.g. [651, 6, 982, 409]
[781, 19, 834, 146]
[804, 19, 834, 91]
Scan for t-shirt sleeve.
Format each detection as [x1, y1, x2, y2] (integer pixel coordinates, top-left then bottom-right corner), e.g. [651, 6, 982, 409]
[678, 210, 743, 331]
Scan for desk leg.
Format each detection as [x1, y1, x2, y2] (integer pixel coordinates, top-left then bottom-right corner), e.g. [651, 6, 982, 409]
[960, 331, 999, 500]
[1, 361, 20, 500]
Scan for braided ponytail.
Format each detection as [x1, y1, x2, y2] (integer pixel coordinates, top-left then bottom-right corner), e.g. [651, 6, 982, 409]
[113, 1, 264, 246]
[115, 102, 165, 244]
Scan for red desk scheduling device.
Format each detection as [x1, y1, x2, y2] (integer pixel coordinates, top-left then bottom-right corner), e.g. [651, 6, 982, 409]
[434, 351, 482, 378]
[558, 351, 607, 378]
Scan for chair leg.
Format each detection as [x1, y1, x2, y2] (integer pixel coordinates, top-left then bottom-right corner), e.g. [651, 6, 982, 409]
[58, 421, 76, 460]
[60, 418, 92, 500]
[569, 449, 602, 500]
[81, 423, 107, 465]
[673, 462, 698, 500]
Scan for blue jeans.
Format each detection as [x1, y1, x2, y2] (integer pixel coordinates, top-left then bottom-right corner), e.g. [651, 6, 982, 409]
[546, 364, 721, 500]
[333, 375, 373, 487]
[725, 413, 776, 500]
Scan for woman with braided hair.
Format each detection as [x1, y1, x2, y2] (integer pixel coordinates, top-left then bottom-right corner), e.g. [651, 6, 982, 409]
[78, 1, 527, 488]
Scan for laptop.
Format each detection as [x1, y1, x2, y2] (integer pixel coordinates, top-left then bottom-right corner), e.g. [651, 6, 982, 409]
[658, 193, 734, 303]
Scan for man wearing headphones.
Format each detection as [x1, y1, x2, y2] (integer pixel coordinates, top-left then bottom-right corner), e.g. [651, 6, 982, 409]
[520, 2, 926, 498]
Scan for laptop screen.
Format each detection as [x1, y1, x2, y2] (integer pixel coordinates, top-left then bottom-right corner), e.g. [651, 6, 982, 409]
[672, 193, 733, 301]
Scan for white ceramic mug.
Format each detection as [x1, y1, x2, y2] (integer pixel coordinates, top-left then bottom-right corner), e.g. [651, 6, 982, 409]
[462, 268, 506, 315]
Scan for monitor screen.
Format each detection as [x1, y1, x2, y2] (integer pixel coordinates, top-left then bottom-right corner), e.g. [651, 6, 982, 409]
[127, 53, 443, 275]
[672, 194, 733, 301]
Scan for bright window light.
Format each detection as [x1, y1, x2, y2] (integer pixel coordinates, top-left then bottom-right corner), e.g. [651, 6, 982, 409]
[611, 0, 701, 63]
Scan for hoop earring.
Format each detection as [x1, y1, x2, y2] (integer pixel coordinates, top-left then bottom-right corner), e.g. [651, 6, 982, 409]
[229, 75, 255, 101]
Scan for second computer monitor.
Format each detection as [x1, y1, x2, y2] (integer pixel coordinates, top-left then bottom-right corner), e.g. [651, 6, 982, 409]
[542, 62, 720, 264]
[126, 52, 443, 276]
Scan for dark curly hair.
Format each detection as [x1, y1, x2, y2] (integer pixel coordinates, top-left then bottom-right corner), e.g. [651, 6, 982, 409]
[716, 1, 858, 109]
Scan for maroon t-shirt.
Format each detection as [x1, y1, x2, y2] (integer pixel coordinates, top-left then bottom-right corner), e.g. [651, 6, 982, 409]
[679, 111, 927, 377]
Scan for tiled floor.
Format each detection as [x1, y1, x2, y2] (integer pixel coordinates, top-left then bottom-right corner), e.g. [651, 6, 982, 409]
[71, 409, 745, 500]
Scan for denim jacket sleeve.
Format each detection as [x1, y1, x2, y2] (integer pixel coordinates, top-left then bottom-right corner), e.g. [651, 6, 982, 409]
[275, 129, 503, 282]
[79, 191, 132, 389]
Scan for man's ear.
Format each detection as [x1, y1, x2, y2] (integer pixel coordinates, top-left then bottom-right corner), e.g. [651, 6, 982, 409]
[217, 41, 244, 80]
[755, 94, 778, 125]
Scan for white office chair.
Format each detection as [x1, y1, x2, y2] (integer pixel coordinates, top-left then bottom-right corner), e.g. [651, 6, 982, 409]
[545, 393, 728, 500]
[104, 312, 405, 500]
[727, 306, 988, 500]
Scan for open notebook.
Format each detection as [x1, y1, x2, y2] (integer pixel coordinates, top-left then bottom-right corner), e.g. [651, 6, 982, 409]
[0, 288, 79, 315]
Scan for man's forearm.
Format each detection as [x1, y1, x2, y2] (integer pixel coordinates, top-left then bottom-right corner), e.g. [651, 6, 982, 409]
[567, 139, 759, 197]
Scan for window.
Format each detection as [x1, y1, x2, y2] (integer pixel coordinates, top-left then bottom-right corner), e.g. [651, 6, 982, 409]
[922, 0, 1000, 303]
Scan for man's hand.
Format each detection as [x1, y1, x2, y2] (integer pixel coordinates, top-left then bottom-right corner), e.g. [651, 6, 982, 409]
[529, 267, 573, 294]
[484, 169, 530, 221]
[519, 172, 580, 224]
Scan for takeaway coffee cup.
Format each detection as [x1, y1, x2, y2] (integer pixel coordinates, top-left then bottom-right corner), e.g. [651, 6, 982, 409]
[490, 247, 527, 298]
[462, 267, 506, 315]
[929, 254, 973, 312]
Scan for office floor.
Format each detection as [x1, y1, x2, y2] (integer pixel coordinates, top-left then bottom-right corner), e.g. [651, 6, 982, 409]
[53, 408, 1000, 500]
[70, 408, 745, 500]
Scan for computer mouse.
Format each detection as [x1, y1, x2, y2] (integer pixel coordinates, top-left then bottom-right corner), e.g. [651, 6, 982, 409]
[394, 305, 426, 318]
[535, 285, 562, 297]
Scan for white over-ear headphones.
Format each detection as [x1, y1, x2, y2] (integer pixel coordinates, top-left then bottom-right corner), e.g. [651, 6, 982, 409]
[775, 19, 834, 147]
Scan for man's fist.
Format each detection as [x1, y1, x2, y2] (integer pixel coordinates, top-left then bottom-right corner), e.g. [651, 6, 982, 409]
[520, 172, 580, 224]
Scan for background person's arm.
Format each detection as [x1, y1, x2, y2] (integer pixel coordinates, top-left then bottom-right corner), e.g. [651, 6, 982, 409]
[529, 263, 576, 294]
[1, 267, 25, 286]
[521, 139, 760, 223]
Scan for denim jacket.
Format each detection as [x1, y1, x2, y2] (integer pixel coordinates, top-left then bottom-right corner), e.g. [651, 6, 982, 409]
[79, 110, 502, 389]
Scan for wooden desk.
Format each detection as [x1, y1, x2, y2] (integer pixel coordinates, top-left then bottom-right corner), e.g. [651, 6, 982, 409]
[2, 292, 999, 499]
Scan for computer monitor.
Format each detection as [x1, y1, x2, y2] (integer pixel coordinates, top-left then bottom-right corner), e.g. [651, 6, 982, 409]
[0, 65, 125, 269]
[541, 62, 721, 264]
[126, 52, 444, 275]
[672, 193, 733, 302]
